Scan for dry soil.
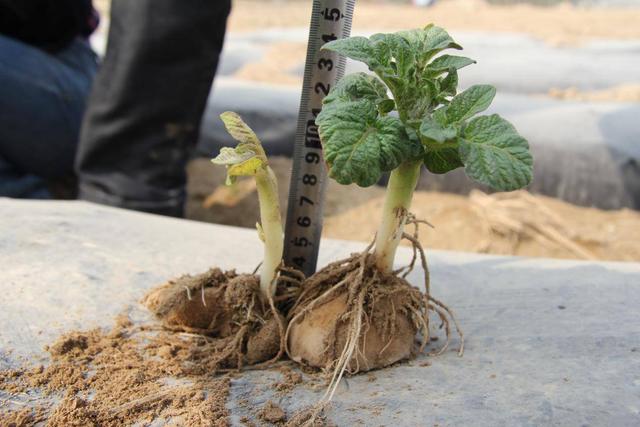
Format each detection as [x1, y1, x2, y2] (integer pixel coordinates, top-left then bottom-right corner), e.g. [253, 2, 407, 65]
[187, 157, 640, 263]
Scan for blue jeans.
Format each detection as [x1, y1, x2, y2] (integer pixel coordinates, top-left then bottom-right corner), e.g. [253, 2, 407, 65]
[0, 35, 98, 198]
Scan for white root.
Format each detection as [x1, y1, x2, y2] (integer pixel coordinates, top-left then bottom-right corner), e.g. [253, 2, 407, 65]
[287, 214, 464, 426]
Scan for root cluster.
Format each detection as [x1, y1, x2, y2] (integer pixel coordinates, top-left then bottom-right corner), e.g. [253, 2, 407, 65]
[285, 215, 464, 419]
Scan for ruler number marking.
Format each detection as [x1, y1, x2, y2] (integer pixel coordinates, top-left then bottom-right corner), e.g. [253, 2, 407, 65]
[297, 216, 311, 227]
[302, 174, 317, 186]
[304, 109, 322, 149]
[322, 33, 338, 43]
[292, 237, 312, 247]
[318, 58, 333, 71]
[321, 8, 343, 21]
[314, 82, 331, 96]
[305, 152, 320, 164]
[299, 196, 314, 206]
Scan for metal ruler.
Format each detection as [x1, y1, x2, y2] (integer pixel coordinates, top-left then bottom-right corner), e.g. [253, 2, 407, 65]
[283, 0, 356, 277]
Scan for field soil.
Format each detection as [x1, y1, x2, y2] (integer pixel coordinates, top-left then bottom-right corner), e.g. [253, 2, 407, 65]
[187, 157, 640, 262]
[93, 0, 640, 101]
[94, 0, 640, 44]
[91, 0, 640, 260]
[226, 0, 640, 44]
[224, 1, 640, 101]
[0, 315, 232, 426]
[547, 84, 640, 102]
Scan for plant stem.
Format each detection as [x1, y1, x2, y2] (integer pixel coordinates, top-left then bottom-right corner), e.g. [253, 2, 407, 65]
[255, 166, 284, 299]
[374, 160, 422, 273]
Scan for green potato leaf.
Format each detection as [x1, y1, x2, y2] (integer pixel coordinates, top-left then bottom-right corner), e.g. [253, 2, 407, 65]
[377, 99, 396, 115]
[419, 116, 457, 143]
[318, 26, 533, 193]
[446, 85, 496, 124]
[317, 75, 422, 187]
[397, 24, 462, 64]
[323, 72, 388, 106]
[322, 36, 379, 67]
[369, 32, 415, 77]
[324, 33, 414, 74]
[317, 99, 419, 187]
[432, 107, 449, 126]
[459, 114, 533, 190]
[439, 68, 459, 98]
[426, 55, 476, 76]
[420, 116, 462, 174]
[424, 145, 464, 174]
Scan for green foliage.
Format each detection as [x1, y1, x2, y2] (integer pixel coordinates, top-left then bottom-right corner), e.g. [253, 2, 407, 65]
[445, 85, 496, 123]
[426, 55, 476, 76]
[317, 73, 421, 187]
[316, 25, 533, 191]
[459, 114, 533, 190]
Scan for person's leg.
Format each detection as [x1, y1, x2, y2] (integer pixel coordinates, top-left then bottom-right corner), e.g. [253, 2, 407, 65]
[0, 35, 97, 198]
[76, 0, 232, 217]
[0, 155, 50, 198]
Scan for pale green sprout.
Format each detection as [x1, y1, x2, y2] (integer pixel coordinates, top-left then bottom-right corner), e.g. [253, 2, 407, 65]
[211, 112, 284, 299]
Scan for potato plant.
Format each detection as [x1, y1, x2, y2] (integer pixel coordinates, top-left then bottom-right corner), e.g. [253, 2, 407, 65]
[212, 111, 284, 299]
[286, 24, 533, 405]
[317, 24, 533, 273]
[144, 112, 290, 371]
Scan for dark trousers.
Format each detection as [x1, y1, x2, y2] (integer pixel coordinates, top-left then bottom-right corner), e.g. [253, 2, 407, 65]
[76, 0, 231, 217]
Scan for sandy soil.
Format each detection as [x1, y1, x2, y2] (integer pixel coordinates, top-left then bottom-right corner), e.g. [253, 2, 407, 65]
[323, 190, 640, 262]
[93, 0, 640, 44]
[227, 0, 640, 45]
[233, 46, 640, 102]
[548, 84, 640, 102]
[0, 315, 232, 426]
[93, 0, 640, 100]
[187, 157, 640, 262]
[227, 1, 640, 100]
[233, 41, 309, 86]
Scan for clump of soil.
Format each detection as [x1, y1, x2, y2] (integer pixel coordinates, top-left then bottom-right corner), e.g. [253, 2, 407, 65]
[283, 407, 331, 427]
[143, 268, 236, 331]
[0, 315, 231, 426]
[273, 366, 303, 393]
[259, 400, 287, 424]
[0, 406, 48, 426]
[142, 268, 285, 370]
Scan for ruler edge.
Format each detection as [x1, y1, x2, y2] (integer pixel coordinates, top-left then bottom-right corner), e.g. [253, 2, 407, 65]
[283, 0, 356, 275]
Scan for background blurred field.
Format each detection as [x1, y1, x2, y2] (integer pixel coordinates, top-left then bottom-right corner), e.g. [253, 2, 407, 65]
[94, 0, 640, 262]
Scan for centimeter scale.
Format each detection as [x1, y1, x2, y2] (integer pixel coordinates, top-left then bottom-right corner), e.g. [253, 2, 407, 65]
[283, 0, 356, 277]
